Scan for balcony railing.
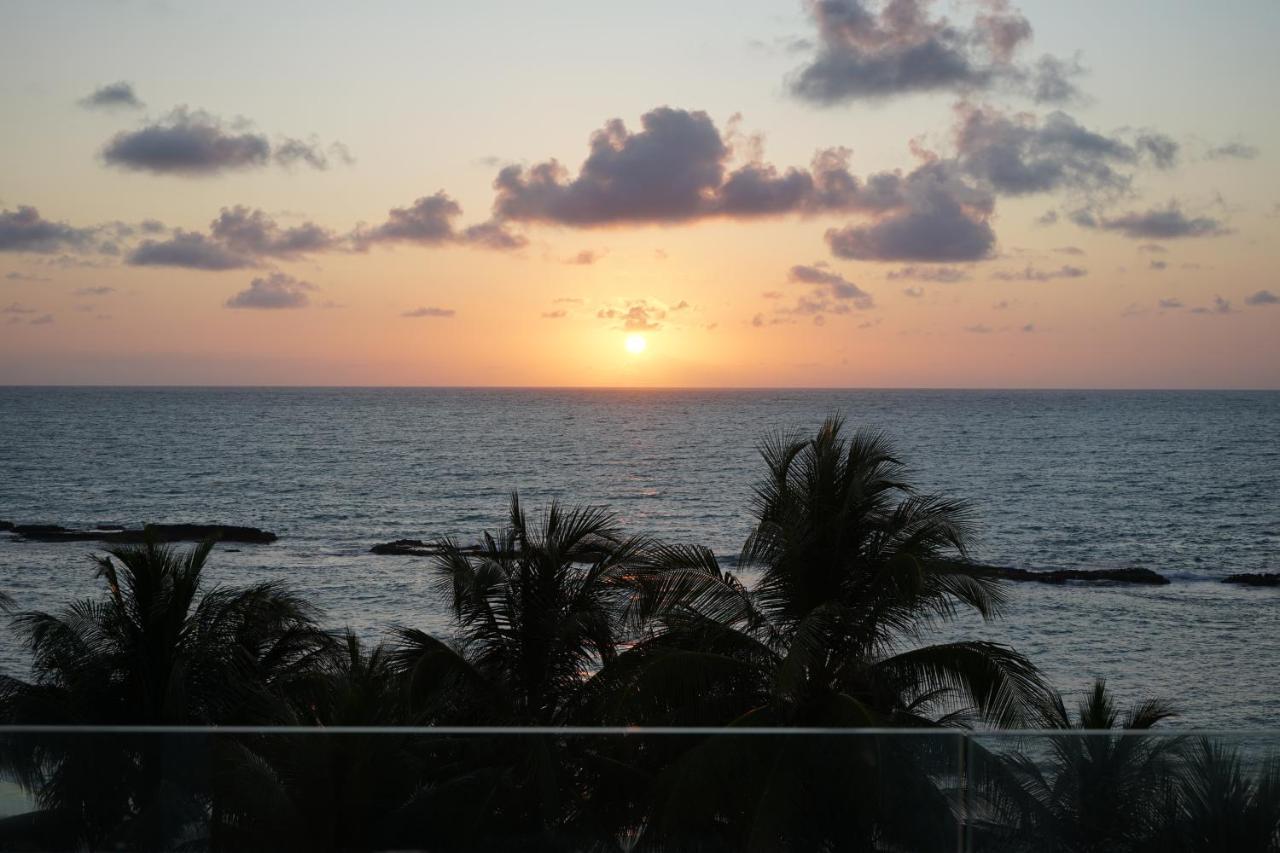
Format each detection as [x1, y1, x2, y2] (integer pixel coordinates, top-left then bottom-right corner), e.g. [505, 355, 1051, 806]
[0, 726, 1275, 851]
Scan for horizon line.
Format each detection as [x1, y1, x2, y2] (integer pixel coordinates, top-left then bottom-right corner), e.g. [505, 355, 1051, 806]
[0, 383, 1277, 393]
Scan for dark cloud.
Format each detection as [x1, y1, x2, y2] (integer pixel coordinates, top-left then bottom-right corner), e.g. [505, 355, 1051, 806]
[789, 263, 875, 308]
[211, 206, 339, 259]
[886, 264, 970, 281]
[102, 107, 347, 176]
[491, 108, 905, 226]
[954, 105, 1144, 197]
[74, 286, 115, 296]
[402, 306, 456, 318]
[1135, 132, 1180, 169]
[788, 0, 1035, 104]
[1035, 210, 1059, 225]
[361, 192, 526, 251]
[965, 323, 993, 333]
[1079, 203, 1229, 239]
[1028, 54, 1086, 104]
[5, 271, 52, 281]
[128, 231, 252, 270]
[825, 162, 996, 261]
[1, 303, 38, 314]
[79, 81, 143, 110]
[126, 207, 338, 269]
[1054, 245, 1085, 255]
[902, 285, 924, 297]
[1148, 260, 1167, 271]
[1205, 142, 1259, 161]
[0, 206, 95, 253]
[1244, 289, 1278, 306]
[1158, 298, 1183, 309]
[990, 264, 1086, 281]
[225, 272, 315, 309]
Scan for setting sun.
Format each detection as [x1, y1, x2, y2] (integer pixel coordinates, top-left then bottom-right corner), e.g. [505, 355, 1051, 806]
[624, 334, 647, 355]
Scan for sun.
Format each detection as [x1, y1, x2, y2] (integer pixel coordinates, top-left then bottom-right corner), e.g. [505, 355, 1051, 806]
[624, 334, 647, 355]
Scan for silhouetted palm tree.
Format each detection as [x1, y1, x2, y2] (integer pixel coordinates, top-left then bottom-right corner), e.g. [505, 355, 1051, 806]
[389, 494, 650, 850]
[579, 416, 1048, 849]
[213, 631, 442, 851]
[1147, 738, 1280, 853]
[972, 678, 1182, 853]
[0, 540, 330, 849]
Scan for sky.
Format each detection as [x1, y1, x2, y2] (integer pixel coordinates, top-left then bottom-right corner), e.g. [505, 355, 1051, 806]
[1, 0, 1277, 388]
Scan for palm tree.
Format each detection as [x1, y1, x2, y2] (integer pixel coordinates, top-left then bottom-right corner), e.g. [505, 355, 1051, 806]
[212, 631, 442, 851]
[972, 678, 1182, 852]
[389, 493, 651, 850]
[0, 539, 331, 849]
[1148, 738, 1280, 853]
[587, 415, 1050, 849]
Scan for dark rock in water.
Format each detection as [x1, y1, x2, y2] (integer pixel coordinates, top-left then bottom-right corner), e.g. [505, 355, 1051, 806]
[0, 520, 13, 531]
[1222, 573, 1280, 587]
[943, 561, 1170, 586]
[370, 539, 435, 556]
[11, 523, 276, 545]
[94, 523, 126, 531]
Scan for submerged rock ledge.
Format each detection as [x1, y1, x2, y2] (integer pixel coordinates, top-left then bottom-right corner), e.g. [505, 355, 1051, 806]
[937, 561, 1171, 585]
[5, 523, 277, 545]
[1222, 573, 1280, 587]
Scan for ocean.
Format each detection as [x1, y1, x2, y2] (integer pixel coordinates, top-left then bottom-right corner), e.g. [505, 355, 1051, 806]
[1, 388, 1276, 727]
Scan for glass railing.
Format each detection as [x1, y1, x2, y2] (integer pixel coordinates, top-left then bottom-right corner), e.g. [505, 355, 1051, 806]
[0, 726, 1275, 851]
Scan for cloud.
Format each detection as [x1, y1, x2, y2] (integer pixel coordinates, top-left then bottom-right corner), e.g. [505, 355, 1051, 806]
[825, 162, 996, 261]
[902, 286, 924, 297]
[1244, 289, 1278, 306]
[1, 303, 38, 314]
[5, 271, 52, 281]
[402, 306, 456, 318]
[128, 231, 251, 270]
[541, 309, 568, 319]
[886, 264, 970, 281]
[102, 107, 347, 176]
[210, 206, 339, 259]
[598, 302, 664, 331]
[1205, 142, 1259, 161]
[990, 264, 1086, 281]
[1137, 243, 1166, 253]
[0, 206, 96, 253]
[1078, 202, 1229, 239]
[361, 192, 526, 251]
[1190, 295, 1233, 315]
[788, 263, 875, 308]
[553, 297, 583, 304]
[225, 272, 316, 309]
[1158, 298, 1183, 309]
[965, 323, 993, 333]
[126, 207, 340, 269]
[1021, 323, 1035, 332]
[1148, 260, 1167, 271]
[79, 81, 143, 110]
[563, 249, 601, 265]
[74, 286, 115, 296]
[788, 0, 1039, 104]
[1053, 245, 1085, 255]
[953, 105, 1156, 197]
[490, 108, 906, 226]
[273, 138, 354, 170]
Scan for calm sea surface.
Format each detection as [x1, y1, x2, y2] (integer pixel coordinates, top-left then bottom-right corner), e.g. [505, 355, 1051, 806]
[0, 388, 1276, 726]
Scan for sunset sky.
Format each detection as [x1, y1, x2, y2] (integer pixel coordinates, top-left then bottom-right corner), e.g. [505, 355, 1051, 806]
[2, 0, 1277, 388]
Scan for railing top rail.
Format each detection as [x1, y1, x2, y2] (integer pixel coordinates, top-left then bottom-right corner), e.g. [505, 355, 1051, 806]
[0, 725, 1272, 737]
